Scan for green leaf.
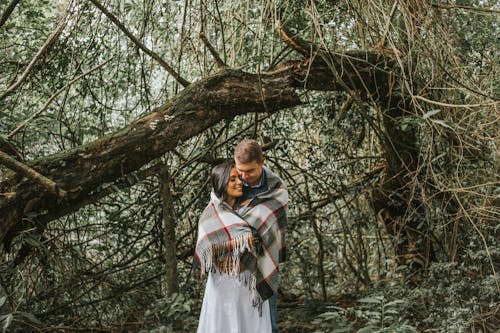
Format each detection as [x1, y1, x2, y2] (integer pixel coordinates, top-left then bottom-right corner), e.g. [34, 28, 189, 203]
[430, 119, 455, 129]
[422, 109, 441, 119]
[0, 314, 13, 332]
[385, 299, 406, 307]
[18, 311, 42, 324]
[384, 309, 400, 315]
[359, 296, 384, 304]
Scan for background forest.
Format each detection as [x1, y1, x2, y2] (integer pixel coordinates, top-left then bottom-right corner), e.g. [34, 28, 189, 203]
[0, 0, 498, 332]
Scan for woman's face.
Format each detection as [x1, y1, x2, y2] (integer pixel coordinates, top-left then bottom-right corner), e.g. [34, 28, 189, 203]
[226, 167, 243, 200]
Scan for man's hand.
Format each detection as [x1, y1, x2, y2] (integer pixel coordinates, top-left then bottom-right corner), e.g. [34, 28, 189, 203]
[251, 234, 264, 256]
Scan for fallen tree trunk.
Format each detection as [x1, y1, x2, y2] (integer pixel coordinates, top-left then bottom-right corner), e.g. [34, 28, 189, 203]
[1, 41, 393, 249]
[1, 68, 302, 247]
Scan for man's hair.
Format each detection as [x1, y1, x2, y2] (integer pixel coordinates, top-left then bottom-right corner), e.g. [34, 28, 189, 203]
[211, 162, 233, 202]
[234, 139, 264, 163]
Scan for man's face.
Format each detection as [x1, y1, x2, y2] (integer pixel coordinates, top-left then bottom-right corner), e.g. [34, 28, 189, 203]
[234, 158, 264, 187]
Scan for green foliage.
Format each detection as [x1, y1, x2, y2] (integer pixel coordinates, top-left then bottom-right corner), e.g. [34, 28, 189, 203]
[312, 295, 417, 333]
[140, 293, 195, 333]
[314, 263, 498, 332]
[312, 306, 355, 333]
[0, 0, 498, 331]
[354, 296, 414, 332]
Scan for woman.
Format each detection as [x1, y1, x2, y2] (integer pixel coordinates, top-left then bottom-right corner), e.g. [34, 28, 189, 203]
[195, 162, 271, 333]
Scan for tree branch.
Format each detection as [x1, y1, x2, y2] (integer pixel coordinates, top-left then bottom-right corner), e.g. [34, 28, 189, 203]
[276, 20, 317, 58]
[0, 134, 21, 160]
[275, 20, 394, 97]
[199, 32, 227, 69]
[0, 150, 66, 197]
[0, 20, 396, 248]
[0, 67, 300, 244]
[0, 4, 70, 101]
[8, 58, 113, 138]
[0, 0, 19, 30]
[89, 0, 190, 87]
[431, 3, 500, 14]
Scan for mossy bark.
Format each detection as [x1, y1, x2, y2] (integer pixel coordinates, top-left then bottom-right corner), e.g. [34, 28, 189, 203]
[0, 68, 300, 247]
[1, 51, 433, 271]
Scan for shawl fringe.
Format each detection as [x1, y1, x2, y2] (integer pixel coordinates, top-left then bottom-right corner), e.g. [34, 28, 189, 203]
[195, 168, 288, 310]
[198, 233, 257, 277]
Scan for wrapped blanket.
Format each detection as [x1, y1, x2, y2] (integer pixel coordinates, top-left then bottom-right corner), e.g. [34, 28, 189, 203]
[194, 167, 288, 306]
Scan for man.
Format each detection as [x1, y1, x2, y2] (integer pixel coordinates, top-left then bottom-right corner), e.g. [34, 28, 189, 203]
[234, 139, 288, 333]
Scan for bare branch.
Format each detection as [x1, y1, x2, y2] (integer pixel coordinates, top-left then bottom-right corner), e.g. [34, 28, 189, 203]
[276, 20, 316, 57]
[8, 58, 113, 138]
[0, 3, 70, 101]
[431, 3, 500, 14]
[0, 0, 19, 30]
[199, 32, 228, 69]
[89, 0, 190, 87]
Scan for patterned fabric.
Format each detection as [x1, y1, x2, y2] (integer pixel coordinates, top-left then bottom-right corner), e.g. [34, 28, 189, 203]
[194, 192, 258, 277]
[194, 167, 288, 306]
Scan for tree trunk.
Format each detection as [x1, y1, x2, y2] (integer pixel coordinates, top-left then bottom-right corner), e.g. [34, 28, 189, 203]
[159, 167, 178, 296]
[1, 42, 433, 272]
[0, 68, 301, 248]
[372, 96, 434, 272]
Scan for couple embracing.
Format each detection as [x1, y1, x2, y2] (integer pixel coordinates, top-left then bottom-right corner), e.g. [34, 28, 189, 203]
[194, 139, 288, 333]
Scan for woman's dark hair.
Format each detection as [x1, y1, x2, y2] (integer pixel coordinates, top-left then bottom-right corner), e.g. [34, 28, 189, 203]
[211, 162, 234, 202]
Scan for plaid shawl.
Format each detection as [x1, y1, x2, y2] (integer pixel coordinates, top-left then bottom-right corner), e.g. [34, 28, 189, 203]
[194, 167, 288, 306]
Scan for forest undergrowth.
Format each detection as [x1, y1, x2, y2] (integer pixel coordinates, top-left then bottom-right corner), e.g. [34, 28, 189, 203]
[140, 257, 499, 333]
[1, 1, 498, 332]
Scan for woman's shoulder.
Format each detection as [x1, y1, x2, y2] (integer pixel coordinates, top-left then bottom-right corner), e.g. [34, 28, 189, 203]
[234, 198, 252, 214]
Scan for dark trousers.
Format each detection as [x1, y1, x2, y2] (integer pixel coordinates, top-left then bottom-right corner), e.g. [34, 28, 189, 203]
[269, 292, 279, 333]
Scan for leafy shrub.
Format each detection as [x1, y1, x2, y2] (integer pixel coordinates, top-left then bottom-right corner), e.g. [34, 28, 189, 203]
[140, 293, 195, 333]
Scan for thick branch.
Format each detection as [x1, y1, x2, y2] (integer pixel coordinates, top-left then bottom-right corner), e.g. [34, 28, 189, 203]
[0, 46, 395, 247]
[276, 20, 395, 98]
[0, 151, 66, 198]
[0, 68, 300, 244]
[276, 20, 318, 58]
[89, 0, 190, 87]
[0, 135, 21, 160]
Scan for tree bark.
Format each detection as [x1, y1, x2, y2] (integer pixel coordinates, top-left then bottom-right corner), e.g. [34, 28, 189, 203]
[372, 96, 435, 271]
[0, 67, 301, 247]
[1, 19, 434, 274]
[159, 167, 178, 296]
[0, 150, 66, 197]
[1, 50, 391, 249]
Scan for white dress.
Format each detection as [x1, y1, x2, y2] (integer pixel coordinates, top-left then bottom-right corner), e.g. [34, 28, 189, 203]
[197, 270, 272, 333]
